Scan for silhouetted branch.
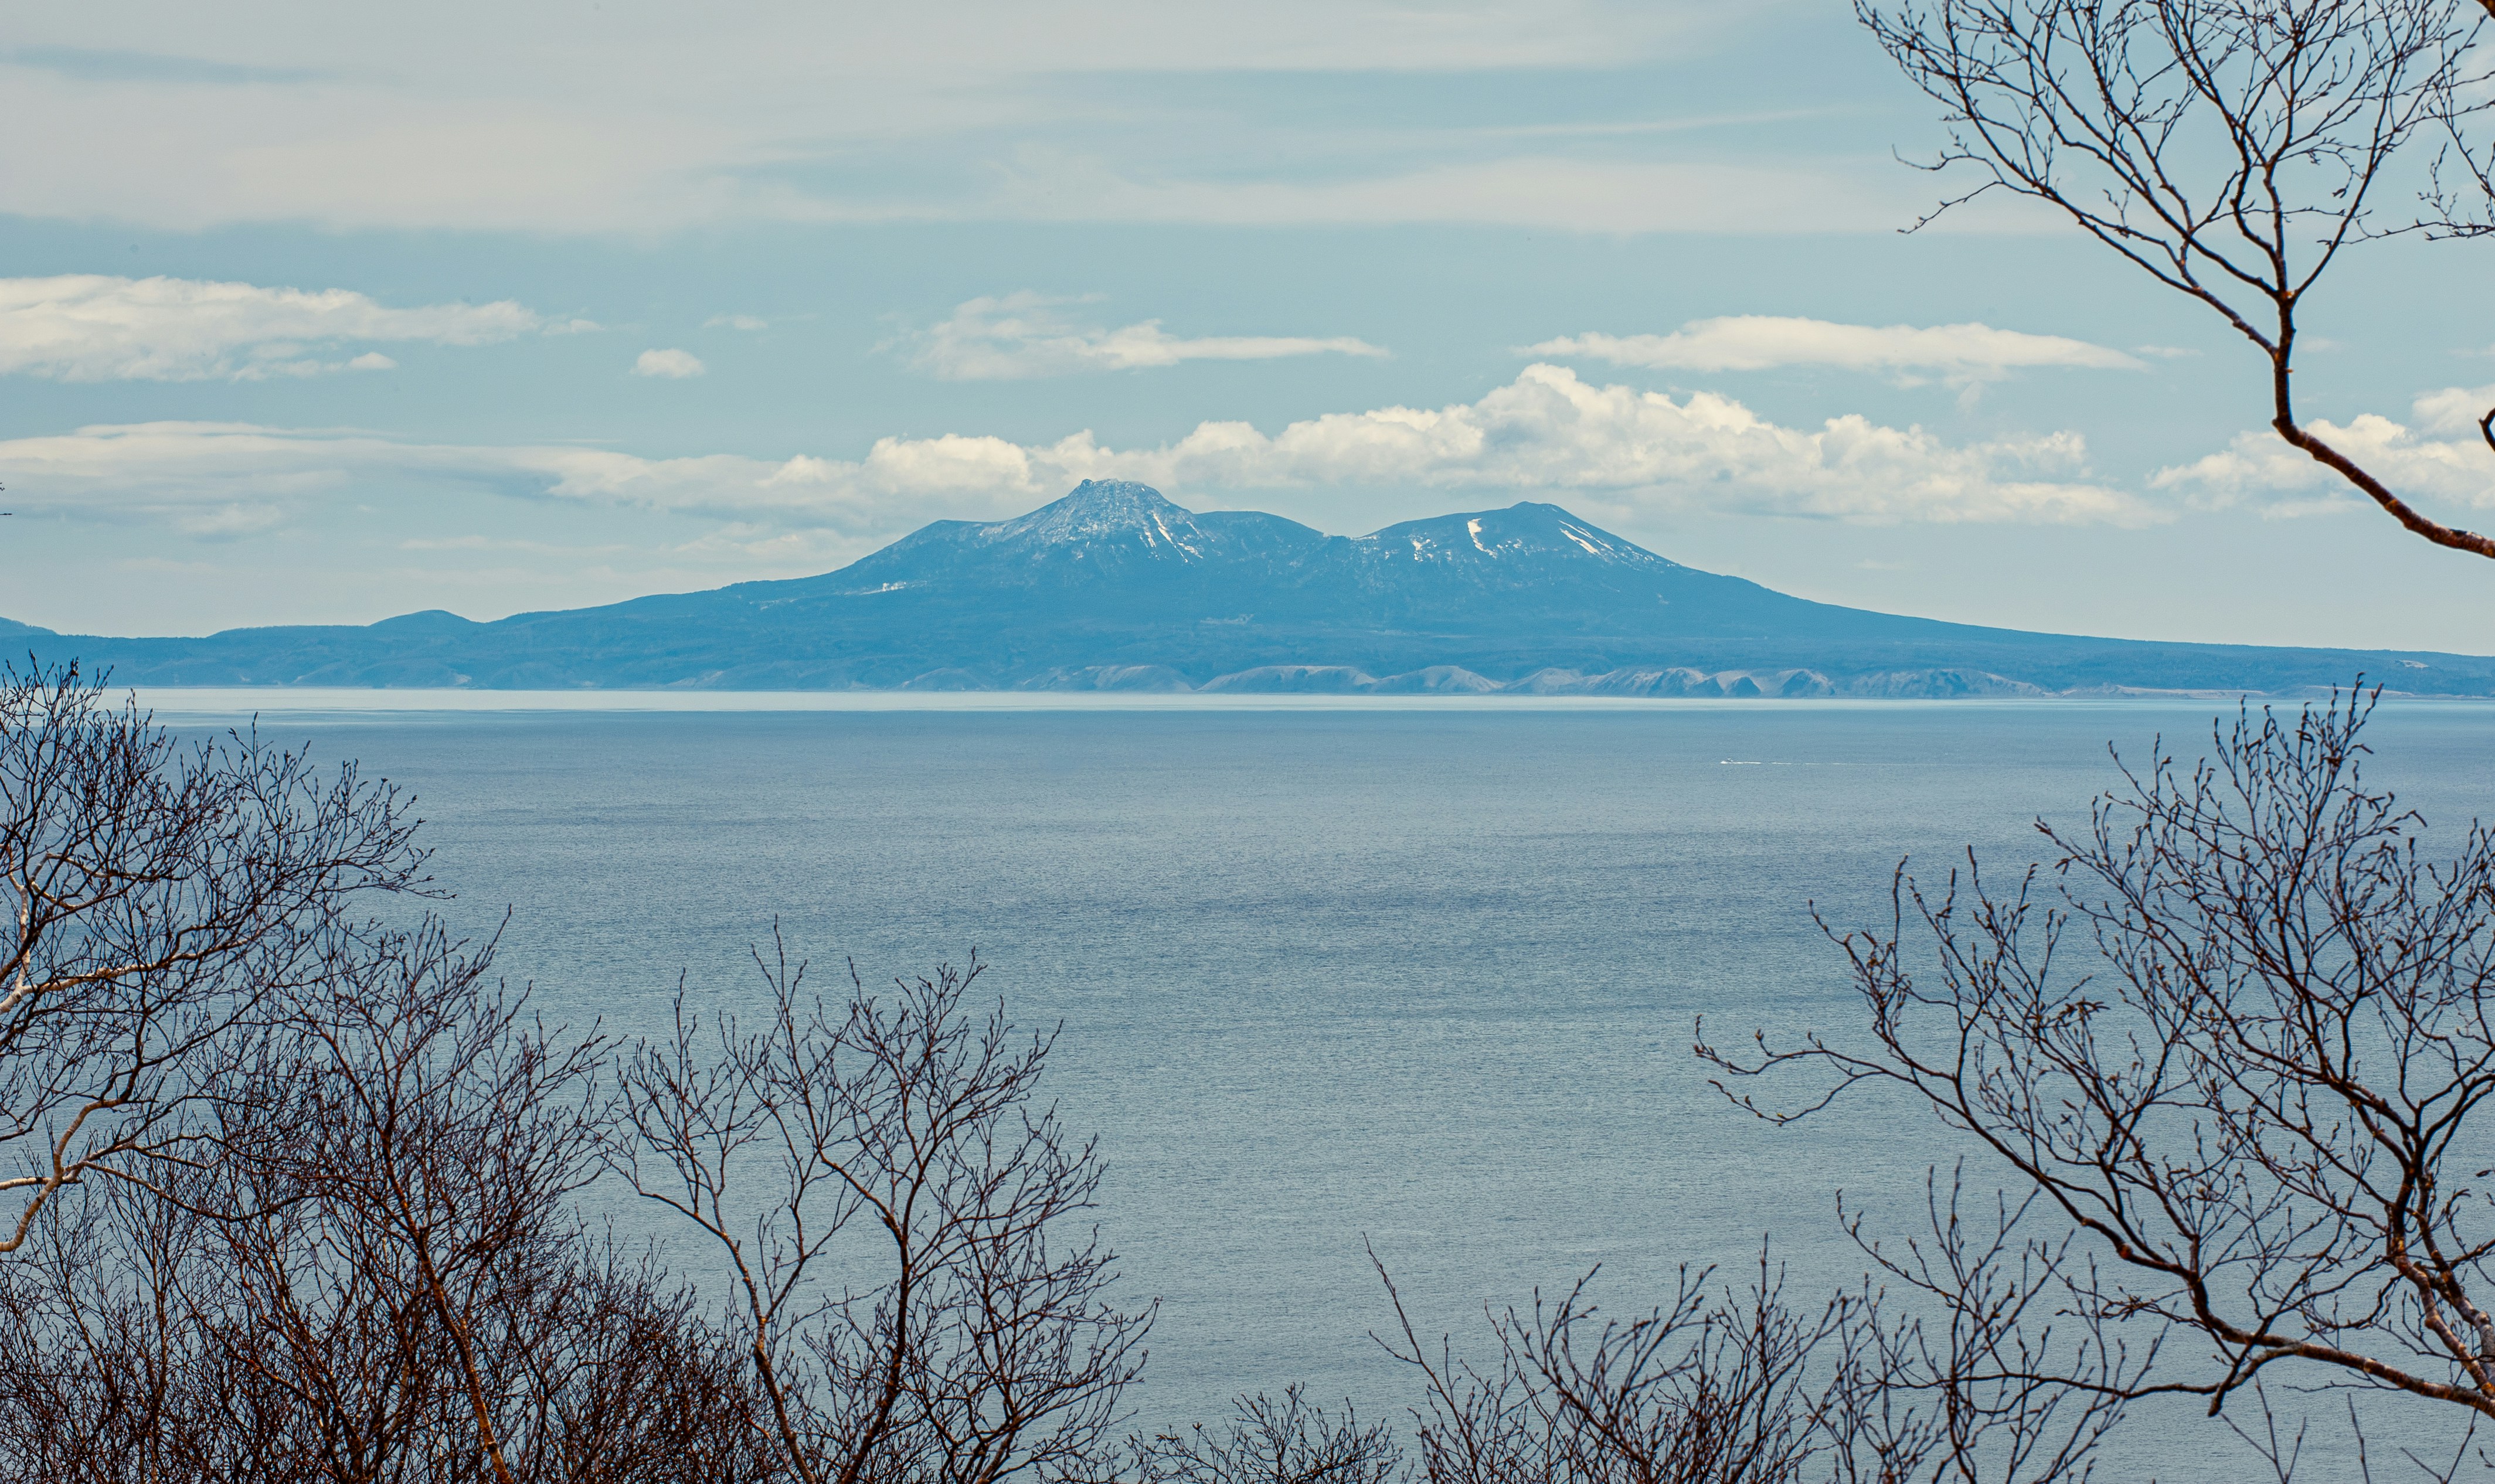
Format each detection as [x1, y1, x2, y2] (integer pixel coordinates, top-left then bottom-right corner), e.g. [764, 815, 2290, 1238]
[614, 934, 1152, 1484]
[1714, 684, 2495, 1438]
[1127, 1385, 1405, 1484]
[0, 661, 431, 1251]
[1857, 0, 2495, 559]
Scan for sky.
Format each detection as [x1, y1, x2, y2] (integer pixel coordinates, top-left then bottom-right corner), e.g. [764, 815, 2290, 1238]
[4, 1, 2494, 652]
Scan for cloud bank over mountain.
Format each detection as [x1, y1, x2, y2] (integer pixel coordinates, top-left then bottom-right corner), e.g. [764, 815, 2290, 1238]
[1, 365, 2150, 544]
[16, 479, 2490, 698]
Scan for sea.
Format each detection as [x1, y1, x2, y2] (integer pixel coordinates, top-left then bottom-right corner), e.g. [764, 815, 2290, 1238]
[140, 690, 2495, 1472]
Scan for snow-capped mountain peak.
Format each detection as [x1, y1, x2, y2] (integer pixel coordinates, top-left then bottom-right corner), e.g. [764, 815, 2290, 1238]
[980, 479, 1207, 556]
[1353, 502, 1679, 570]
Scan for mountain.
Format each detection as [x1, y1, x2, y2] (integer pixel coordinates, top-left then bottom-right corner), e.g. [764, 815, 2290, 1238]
[13, 479, 2494, 696]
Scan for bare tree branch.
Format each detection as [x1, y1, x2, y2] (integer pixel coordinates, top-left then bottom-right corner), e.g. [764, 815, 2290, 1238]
[1125, 1384, 1405, 1484]
[614, 934, 1153, 1484]
[1709, 683, 2495, 1438]
[0, 661, 430, 1251]
[1857, 0, 2495, 559]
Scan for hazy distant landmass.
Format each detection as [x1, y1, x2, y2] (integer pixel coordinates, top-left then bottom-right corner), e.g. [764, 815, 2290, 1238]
[15, 481, 2493, 697]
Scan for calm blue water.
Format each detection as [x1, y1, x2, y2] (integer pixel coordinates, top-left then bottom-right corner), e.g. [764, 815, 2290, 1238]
[149, 695, 2495, 1465]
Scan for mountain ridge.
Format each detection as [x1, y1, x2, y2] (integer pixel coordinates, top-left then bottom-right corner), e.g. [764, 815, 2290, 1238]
[14, 480, 2494, 697]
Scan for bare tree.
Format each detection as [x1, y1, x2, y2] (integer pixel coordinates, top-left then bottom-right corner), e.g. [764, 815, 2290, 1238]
[2423, 4, 2495, 241]
[614, 938, 1153, 1484]
[1707, 687, 2495, 1445]
[2, 671, 1158, 1479]
[0, 662, 428, 1248]
[217, 918, 614, 1484]
[0, 1169, 773, 1484]
[1374, 1244, 1928, 1484]
[1835, 1170, 2147, 1483]
[0, 917, 774, 1484]
[1128, 1386, 1405, 1484]
[1857, 0, 2495, 557]
[0, 1176, 285, 1484]
[501, 1240, 775, 1484]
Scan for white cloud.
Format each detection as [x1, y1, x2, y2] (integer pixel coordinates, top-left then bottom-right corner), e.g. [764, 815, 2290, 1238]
[1029, 363, 2151, 524]
[0, 274, 539, 381]
[905, 294, 1389, 379]
[1528, 316, 2143, 385]
[0, 420, 1021, 544]
[2412, 383, 2495, 436]
[2153, 386, 2495, 517]
[1, 367, 2151, 546]
[633, 348, 705, 378]
[705, 314, 769, 331]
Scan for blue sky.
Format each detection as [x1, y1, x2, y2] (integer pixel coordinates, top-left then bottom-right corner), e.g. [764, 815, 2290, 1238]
[4, 1, 2493, 652]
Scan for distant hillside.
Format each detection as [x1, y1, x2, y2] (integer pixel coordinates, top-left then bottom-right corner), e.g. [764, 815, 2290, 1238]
[15, 481, 2494, 696]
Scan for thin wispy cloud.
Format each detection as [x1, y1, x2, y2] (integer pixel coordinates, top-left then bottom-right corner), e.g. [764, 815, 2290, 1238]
[9, 45, 332, 87]
[0, 274, 541, 382]
[0, 8, 1920, 239]
[967, 153, 1942, 236]
[1529, 315, 2143, 386]
[4, 365, 2153, 541]
[902, 294, 1388, 380]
